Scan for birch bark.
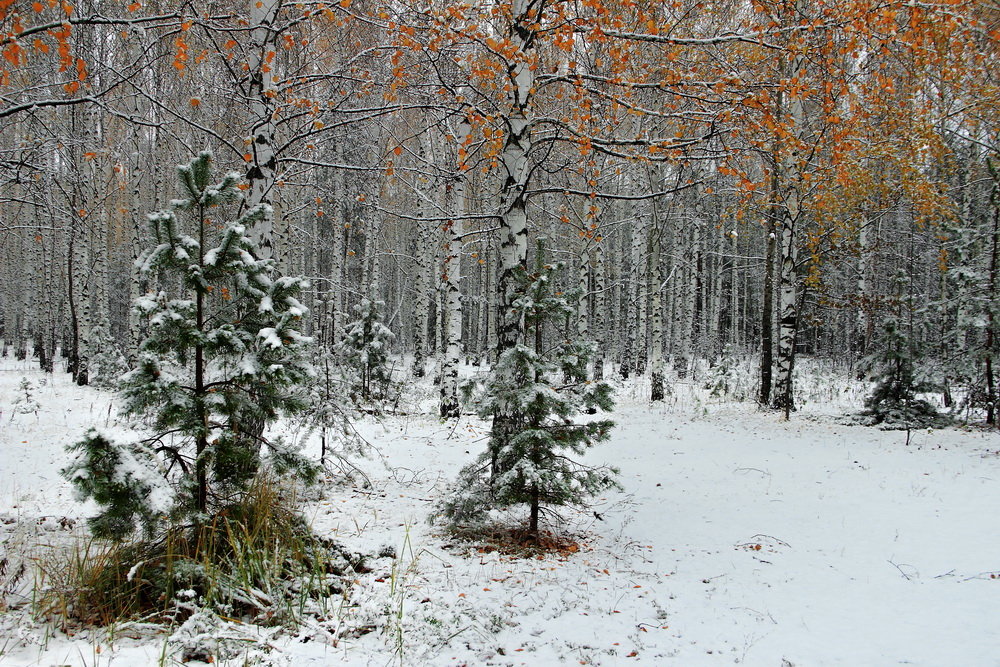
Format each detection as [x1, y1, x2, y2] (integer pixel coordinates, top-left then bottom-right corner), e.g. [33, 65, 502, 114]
[772, 49, 806, 416]
[439, 132, 467, 417]
[246, 0, 279, 260]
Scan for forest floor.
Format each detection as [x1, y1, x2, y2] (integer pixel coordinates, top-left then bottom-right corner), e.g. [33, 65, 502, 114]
[2, 357, 999, 666]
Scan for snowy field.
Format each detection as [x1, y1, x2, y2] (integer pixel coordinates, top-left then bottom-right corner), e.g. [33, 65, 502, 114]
[2, 357, 1000, 666]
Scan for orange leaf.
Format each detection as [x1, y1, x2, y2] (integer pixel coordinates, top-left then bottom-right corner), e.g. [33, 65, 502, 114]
[3, 43, 22, 65]
[32, 1, 43, 11]
[392, 145, 402, 156]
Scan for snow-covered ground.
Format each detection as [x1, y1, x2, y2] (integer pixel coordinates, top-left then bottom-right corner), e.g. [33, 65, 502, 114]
[2, 358, 999, 666]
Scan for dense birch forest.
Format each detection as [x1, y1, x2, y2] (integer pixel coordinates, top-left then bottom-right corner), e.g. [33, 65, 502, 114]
[1, 0, 998, 419]
[6, 3, 1000, 664]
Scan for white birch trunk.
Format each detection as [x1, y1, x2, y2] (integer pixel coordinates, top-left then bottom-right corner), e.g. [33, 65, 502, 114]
[485, 243, 497, 362]
[592, 238, 606, 380]
[364, 209, 382, 297]
[246, 0, 279, 260]
[728, 229, 740, 349]
[330, 138, 348, 345]
[412, 140, 433, 377]
[477, 244, 490, 363]
[620, 218, 642, 380]
[674, 211, 698, 379]
[440, 132, 468, 417]
[648, 221, 665, 401]
[496, 0, 535, 354]
[708, 245, 722, 358]
[857, 218, 871, 354]
[635, 213, 648, 375]
[577, 247, 590, 340]
[127, 95, 146, 361]
[72, 211, 91, 385]
[772, 51, 806, 415]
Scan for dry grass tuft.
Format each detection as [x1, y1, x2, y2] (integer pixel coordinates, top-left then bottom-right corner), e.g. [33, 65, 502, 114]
[36, 474, 360, 628]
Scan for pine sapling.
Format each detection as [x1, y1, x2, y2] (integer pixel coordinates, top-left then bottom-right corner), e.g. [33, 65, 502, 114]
[63, 152, 317, 539]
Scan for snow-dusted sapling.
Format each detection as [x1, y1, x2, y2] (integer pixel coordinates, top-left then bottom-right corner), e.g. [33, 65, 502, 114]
[84, 322, 129, 389]
[64, 152, 316, 539]
[443, 241, 618, 536]
[11, 377, 40, 417]
[302, 345, 363, 468]
[336, 297, 396, 404]
[859, 274, 948, 430]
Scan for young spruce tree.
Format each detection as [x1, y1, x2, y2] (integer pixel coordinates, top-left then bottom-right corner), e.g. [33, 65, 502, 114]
[336, 297, 395, 403]
[63, 152, 315, 539]
[859, 271, 947, 430]
[443, 240, 618, 536]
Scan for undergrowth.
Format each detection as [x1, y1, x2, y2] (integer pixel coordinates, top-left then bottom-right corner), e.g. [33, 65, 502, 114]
[36, 474, 369, 630]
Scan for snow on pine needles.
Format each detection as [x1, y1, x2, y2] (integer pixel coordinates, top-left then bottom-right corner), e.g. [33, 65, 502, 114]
[2, 355, 1000, 665]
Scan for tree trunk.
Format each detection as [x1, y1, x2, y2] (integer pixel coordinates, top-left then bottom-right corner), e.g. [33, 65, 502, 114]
[246, 0, 279, 260]
[985, 167, 999, 425]
[772, 49, 806, 418]
[440, 134, 467, 418]
[592, 237, 606, 380]
[649, 217, 665, 401]
[491, 0, 537, 480]
[760, 173, 777, 406]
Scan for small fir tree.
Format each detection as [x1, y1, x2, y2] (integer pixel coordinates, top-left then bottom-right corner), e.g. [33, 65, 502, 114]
[704, 346, 747, 400]
[302, 345, 363, 469]
[12, 377, 40, 417]
[443, 241, 618, 536]
[859, 273, 947, 430]
[63, 152, 316, 539]
[336, 297, 396, 403]
[85, 322, 129, 389]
